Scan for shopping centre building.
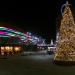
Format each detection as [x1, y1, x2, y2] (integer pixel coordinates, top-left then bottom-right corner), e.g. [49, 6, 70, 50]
[0, 26, 30, 55]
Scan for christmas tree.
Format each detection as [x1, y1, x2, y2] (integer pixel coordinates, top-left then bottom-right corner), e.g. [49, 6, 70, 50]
[54, 1, 75, 61]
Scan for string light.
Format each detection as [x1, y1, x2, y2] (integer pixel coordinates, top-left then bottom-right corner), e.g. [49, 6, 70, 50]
[54, 1, 75, 61]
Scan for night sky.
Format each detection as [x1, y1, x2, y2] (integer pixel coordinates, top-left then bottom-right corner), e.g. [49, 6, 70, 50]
[0, 0, 75, 42]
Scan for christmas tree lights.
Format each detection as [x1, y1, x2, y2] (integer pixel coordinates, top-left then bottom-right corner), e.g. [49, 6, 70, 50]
[54, 1, 75, 61]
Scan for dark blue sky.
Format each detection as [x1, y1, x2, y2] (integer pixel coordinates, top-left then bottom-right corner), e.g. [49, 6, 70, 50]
[0, 0, 74, 42]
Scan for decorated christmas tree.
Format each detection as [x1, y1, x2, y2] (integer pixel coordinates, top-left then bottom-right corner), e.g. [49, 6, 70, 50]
[54, 1, 75, 61]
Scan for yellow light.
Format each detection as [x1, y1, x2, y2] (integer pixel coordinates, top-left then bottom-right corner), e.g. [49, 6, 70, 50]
[5, 46, 13, 52]
[10, 47, 13, 51]
[14, 47, 21, 51]
[1, 47, 5, 51]
[5, 46, 10, 51]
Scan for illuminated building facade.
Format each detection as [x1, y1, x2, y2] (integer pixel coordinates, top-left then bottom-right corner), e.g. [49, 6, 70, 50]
[27, 32, 46, 46]
[0, 27, 30, 55]
[0, 27, 46, 55]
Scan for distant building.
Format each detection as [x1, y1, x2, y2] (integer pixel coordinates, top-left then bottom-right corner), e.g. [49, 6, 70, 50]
[48, 39, 56, 52]
[0, 27, 30, 55]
